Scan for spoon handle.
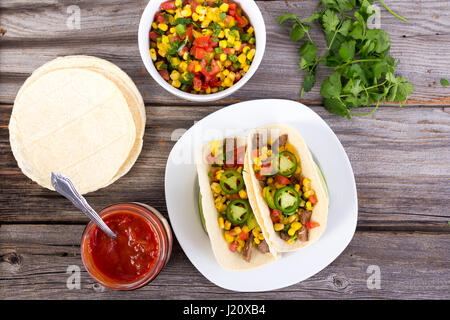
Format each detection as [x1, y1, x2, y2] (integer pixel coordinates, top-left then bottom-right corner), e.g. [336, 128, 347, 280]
[51, 172, 117, 239]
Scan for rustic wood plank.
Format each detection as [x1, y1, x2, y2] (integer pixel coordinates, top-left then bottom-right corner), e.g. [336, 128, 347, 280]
[1, 104, 449, 229]
[1, 0, 449, 105]
[0, 224, 448, 299]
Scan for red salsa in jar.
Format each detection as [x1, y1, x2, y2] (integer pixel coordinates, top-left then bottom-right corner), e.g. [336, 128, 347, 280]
[81, 203, 172, 290]
[88, 212, 159, 283]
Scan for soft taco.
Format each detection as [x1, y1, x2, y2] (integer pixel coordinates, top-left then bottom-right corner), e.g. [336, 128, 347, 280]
[244, 124, 329, 252]
[196, 137, 278, 270]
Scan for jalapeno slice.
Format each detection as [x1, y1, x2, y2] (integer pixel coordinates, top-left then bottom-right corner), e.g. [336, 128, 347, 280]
[226, 199, 251, 225]
[277, 151, 298, 176]
[264, 185, 277, 209]
[274, 186, 300, 215]
[219, 169, 244, 194]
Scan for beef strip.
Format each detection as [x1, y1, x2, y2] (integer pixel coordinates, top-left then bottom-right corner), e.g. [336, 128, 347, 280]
[257, 239, 270, 254]
[242, 234, 253, 262]
[277, 134, 288, 147]
[279, 231, 291, 241]
[297, 209, 312, 242]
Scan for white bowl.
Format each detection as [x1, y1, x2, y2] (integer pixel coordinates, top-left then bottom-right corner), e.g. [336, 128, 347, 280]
[138, 0, 266, 102]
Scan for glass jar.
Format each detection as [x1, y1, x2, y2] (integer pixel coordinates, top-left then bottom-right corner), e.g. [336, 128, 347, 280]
[80, 202, 172, 290]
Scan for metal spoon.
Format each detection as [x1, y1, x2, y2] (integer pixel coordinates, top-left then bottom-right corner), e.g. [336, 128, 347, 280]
[51, 172, 117, 239]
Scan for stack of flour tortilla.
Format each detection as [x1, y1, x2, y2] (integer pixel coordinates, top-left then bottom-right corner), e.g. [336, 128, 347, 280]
[9, 56, 146, 194]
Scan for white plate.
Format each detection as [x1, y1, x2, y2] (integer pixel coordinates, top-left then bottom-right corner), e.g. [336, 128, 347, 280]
[165, 99, 358, 292]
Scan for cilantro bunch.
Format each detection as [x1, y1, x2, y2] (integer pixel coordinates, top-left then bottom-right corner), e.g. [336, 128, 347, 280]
[278, 0, 414, 118]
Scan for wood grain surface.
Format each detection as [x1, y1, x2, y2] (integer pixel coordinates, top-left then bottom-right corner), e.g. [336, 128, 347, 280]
[0, 0, 449, 300]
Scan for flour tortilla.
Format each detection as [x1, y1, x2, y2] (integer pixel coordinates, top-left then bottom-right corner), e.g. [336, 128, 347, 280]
[245, 124, 329, 252]
[15, 55, 146, 187]
[9, 68, 136, 194]
[196, 137, 277, 270]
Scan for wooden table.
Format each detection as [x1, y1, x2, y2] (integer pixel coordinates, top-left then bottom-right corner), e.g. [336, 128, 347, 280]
[1, 0, 449, 300]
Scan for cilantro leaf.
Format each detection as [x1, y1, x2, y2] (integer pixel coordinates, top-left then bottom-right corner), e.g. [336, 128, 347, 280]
[321, 72, 342, 98]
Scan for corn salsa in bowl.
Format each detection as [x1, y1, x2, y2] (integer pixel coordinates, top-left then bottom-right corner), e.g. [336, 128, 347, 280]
[149, 0, 256, 94]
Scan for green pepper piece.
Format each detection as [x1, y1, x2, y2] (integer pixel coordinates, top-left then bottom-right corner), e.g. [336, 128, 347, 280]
[226, 199, 251, 226]
[264, 185, 277, 209]
[176, 23, 186, 35]
[274, 186, 300, 215]
[219, 169, 244, 194]
[277, 151, 298, 176]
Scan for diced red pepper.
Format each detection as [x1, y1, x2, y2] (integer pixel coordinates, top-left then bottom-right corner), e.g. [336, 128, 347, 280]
[270, 209, 282, 223]
[160, 1, 176, 10]
[149, 31, 160, 42]
[275, 174, 291, 186]
[159, 69, 169, 81]
[155, 12, 166, 24]
[306, 221, 320, 229]
[230, 193, 240, 200]
[193, 36, 211, 48]
[229, 230, 237, 237]
[239, 231, 249, 241]
[192, 76, 202, 90]
[309, 194, 318, 205]
[255, 171, 262, 180]
[229, 241, 238, 252]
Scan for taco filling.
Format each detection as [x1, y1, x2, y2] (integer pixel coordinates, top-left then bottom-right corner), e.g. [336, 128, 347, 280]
[206, 138, 270, 262]
[250, 133, 320, 245]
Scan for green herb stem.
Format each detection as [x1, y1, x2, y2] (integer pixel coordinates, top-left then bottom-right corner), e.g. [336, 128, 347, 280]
[377, 0, 408, 22]
[349, 100, 380, 116]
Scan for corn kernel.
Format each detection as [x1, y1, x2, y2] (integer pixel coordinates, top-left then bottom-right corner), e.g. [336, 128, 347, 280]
[215, 170, 223, 180]
[252, 229, 259, 237]
[306, 201, 313, 211]
[234, 41, 242, 51]
[267, 177, 273, 185]
[242, 46, 251, 54]
[254, 237, 261, 245]
[238, 53, 246, 65]
[258, 233, 265, 240]
[158, 23, 168, 31]
[211, 182, 221, 194]
[161, 35, 170, 44]
[239, 189, 247, 199]
[243, 65, 250, 72]
[181, 6, 192, 17]
[224, 231, 234, 243]
[242, 226, 249, 233]
[247, 26, 254, 34]
[291, 222, 302, 230]
[234, 226, 242, 234]
[192, 12, 199, 21]
[175, 0, 182, 7]
[294, 184, 300, 192]
[170, 70, 180, 80]
[219, 53, 227, 62]
[219, 40, 227, 48]
[171, 57, 180, 66]
[287, 215, 297, 224]
[224, 220, 231, 230]
[218, 217, 225, 229]
[205, 86, 211, 94]
[274, 223, 284, 232]
[155, 61, 164, 70]
[178, 61, 188, 72]
[247, 49, 256, 60]
[288, 228, 296, 236]
[158, 48, 167, 57]
[227, 35, 235, 45]
[218, 30, 225, 38]
[152, 22, 158, 29]
[149, 48, 157, 61]
[219, 3, 229, 12]
[196, 5, 206, 15]
[169, 27, 176, 34]
[194, 63, 202, 73]
[219, 203, 227, 213]
[286, 238, 295, 245]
